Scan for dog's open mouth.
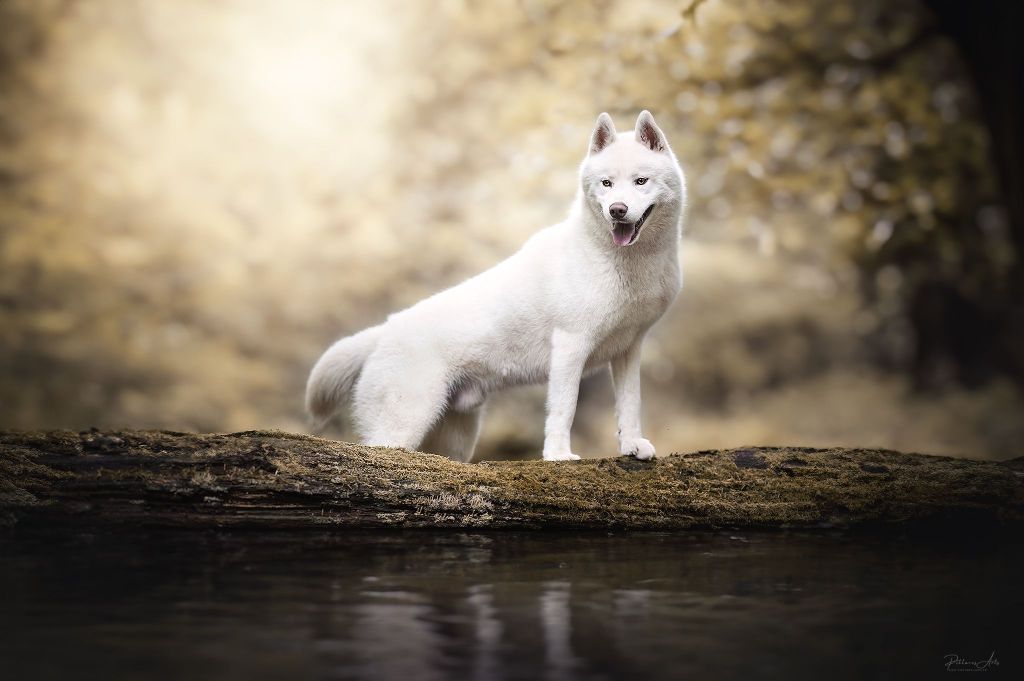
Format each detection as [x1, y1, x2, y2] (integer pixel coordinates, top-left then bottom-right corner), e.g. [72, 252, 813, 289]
[612, 204, 654, 246]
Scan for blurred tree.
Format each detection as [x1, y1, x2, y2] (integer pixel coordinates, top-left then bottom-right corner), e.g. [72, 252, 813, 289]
[920, 0, 1024, 385]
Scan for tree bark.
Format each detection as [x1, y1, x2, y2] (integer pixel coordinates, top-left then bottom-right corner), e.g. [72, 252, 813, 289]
[1, 429, 1021, 530]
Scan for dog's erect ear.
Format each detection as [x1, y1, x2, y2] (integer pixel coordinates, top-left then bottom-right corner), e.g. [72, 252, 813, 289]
[635, 110, 667, 152]
[589, 112, 617, 155]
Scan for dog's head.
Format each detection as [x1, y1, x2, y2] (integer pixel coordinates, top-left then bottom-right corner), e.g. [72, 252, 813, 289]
[580, 111, 685, 247]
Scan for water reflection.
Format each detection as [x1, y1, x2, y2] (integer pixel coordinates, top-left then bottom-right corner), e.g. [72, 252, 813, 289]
[1, 530, 1020, 680]
[540, 581, 576, 681]
[468, 585, 502, 681]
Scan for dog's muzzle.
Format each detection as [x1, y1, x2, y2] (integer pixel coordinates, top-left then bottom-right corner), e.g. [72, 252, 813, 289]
[611, 204, 654, 246]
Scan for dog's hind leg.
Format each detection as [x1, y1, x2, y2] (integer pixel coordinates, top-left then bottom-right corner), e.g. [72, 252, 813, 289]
[420, 405, 484, 463]
[351, 350, 450, 451]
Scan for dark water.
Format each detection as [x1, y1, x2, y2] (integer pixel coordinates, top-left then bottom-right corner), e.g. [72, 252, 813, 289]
[1, 529, 1020, 680]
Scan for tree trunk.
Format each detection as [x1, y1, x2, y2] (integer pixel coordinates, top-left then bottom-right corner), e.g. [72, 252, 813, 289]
[1, 430, 1021, 530]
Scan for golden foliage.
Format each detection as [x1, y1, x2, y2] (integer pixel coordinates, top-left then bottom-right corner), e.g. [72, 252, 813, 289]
[0, 0, 1019, 458]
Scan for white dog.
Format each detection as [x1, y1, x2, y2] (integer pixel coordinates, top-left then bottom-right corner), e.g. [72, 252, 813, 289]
[306, 111, 685, 462]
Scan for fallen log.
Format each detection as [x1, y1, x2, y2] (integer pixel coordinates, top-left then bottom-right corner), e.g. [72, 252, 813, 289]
[1, 429, 1021, 530]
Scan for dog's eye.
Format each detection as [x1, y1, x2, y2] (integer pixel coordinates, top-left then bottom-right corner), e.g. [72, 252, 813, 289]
[635, 177, 648, 185]
[601, 179, 612, 187]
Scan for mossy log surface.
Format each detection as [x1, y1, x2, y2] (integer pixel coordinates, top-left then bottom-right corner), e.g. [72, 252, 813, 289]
[1, 430, 1022, 531]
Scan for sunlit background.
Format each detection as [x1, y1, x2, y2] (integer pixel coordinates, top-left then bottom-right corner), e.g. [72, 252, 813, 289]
[1, 0, 1021, 459]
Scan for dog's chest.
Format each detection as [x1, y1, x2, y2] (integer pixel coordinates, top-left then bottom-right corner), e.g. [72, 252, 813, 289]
[586, 259, 679, 355]
[606, 258, 678, 323]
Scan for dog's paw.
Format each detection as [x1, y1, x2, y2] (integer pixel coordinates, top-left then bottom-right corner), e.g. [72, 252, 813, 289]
[543, 452, 581, 462]
[620, 438, 656, 461]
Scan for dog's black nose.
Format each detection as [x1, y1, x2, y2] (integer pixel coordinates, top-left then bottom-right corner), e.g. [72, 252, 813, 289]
[609, 203, 628, 220]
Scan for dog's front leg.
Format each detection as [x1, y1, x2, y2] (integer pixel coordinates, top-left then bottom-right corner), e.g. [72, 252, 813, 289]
[610, 336, 656, 460]
[542, 329, 590, 461]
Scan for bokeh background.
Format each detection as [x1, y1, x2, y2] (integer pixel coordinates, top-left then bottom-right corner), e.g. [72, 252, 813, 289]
[1, 0, 1021, 460]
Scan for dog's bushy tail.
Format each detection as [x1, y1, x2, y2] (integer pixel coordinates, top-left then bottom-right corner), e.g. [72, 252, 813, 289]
[305, 325, 383, 430]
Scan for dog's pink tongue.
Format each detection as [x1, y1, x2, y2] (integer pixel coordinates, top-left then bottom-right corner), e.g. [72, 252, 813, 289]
[612, 224, 633, 246]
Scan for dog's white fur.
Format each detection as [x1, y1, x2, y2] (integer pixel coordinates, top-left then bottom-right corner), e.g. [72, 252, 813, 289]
[306, 111, 685, 462]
